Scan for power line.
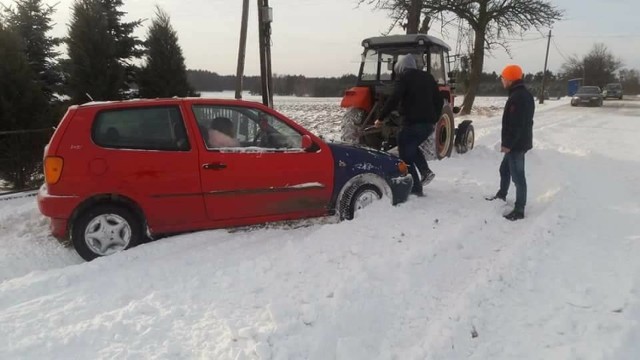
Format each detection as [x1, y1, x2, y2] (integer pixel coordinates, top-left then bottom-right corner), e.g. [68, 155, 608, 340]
[551, 38, 570, 63]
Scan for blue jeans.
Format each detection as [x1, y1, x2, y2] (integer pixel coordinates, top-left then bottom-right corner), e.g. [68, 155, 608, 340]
[498, 151, 527, 211]
[397, 124, 432, 192]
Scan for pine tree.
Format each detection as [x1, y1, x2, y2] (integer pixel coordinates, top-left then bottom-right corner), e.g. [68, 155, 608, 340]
[3, 0, 62, 103]
[138, 6, 197, 98]
[64, 0, 143, 103]
[0, 23, 49, 188]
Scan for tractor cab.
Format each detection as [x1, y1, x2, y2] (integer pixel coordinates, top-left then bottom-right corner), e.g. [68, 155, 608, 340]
[356, 34, 456, 105]
[340, 34, 473, 160]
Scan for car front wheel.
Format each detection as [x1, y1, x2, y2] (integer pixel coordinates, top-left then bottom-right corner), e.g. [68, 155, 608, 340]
[340, 183, 382, 220]
[72, 204, 142, 261]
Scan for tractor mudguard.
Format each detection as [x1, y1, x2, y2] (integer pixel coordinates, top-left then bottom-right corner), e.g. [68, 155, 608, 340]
[340, 87, 373, 112]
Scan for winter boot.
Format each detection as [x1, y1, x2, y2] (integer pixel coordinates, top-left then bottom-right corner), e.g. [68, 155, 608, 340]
[504, 209, 525, 221]
[420, 168, 435, 185]
[485, 192, 506, 201]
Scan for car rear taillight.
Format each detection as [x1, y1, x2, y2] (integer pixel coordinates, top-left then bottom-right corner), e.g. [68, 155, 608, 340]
[44, 156, 64, 185]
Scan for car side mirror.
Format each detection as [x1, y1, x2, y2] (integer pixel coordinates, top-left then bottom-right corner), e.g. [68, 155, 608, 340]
[452, 106, 461, 114]
[301, 134, 314, 151]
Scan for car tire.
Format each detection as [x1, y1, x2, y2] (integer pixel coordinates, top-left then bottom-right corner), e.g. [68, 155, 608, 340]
[340, 107, 365, 144]
[72, 204, 143, 261]
[340, 183, 382, 221]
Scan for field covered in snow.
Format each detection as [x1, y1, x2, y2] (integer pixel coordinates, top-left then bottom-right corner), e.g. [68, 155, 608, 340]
[2, 95, 640, 359]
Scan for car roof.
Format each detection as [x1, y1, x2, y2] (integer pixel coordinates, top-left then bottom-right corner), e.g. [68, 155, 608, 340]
[75, 97, 267, 109]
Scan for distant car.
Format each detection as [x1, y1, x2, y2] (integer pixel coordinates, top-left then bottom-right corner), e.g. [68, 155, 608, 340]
[603, 83, 623, 100]
[37, 98, 413, 261]
[571, 86, 603, 107]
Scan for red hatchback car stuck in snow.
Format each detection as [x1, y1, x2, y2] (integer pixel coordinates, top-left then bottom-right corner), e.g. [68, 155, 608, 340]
[37, 98, 413, 261]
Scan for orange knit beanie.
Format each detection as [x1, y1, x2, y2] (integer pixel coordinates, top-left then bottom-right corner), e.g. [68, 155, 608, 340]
[501, 64, 523, 81]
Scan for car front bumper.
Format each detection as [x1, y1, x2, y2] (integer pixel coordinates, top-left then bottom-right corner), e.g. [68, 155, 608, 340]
[388, 173, 413, 205]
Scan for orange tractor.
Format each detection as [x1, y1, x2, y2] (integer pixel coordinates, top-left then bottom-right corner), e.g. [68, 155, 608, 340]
[340, 34, 474, 160]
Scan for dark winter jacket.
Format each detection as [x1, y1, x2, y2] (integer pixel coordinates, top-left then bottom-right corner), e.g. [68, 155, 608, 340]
[502, 80, 534, 152]
[379, 57, 444, 126]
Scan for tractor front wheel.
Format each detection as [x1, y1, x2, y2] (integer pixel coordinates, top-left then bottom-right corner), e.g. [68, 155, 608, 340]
[455, 121, 475, 154]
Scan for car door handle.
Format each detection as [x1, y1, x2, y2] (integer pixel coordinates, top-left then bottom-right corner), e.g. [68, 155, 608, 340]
[202, 162, 227, 170]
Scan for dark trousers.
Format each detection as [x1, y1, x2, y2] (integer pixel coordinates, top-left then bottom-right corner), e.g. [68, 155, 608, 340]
[498, 151, 527, 211]
[397, 123, 432, 192]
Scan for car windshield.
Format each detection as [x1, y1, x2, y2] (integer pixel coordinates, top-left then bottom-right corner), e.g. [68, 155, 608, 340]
[606, 84, 621, 89]
[577, 87, 600, 94]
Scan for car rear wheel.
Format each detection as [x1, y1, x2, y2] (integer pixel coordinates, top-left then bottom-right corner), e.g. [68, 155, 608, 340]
[72, 204, 142, 261]
[340, 184, 382, 220]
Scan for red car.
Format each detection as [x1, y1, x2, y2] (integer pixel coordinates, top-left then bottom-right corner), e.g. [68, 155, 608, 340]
[37, 98, 413, 261]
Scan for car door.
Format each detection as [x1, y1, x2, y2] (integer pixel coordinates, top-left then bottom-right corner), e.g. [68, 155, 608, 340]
[187, 102, 334, 223]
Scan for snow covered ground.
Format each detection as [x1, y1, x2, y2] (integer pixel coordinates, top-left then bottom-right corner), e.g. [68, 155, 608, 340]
[2, 96, 640, 359]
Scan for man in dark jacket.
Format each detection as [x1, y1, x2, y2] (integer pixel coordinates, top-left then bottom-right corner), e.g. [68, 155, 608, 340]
[374, 54, 444, 196]
[486, 64, 534, 221]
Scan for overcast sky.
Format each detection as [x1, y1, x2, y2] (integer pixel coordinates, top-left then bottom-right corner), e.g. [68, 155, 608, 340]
[2, 0, 639, 77]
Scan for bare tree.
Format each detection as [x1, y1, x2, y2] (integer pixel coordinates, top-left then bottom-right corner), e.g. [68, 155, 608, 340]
[358, 0, 427, 34]
[359, 0, 563, 114]
[561, 43, 623, 88]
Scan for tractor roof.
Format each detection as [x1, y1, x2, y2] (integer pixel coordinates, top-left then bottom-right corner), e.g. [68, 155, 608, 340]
[362, 34, 451, 51]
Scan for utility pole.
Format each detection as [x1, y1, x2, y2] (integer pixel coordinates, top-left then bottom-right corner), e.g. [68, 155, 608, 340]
[257, 0, 273, 107]
[264, 0, 273, 107]
[539, 29, 551, 104]
[235, 0, 250, 99]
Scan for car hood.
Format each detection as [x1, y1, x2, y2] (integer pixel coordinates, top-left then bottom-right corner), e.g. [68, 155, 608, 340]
[326, 141, 403, 175]
[574, 93, 601, 98]
[327, 141, 396, 159]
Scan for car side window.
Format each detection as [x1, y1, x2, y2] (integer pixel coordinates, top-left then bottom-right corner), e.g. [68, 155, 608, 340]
[191, 105, 303, 151]
[92, 106, 190, 151]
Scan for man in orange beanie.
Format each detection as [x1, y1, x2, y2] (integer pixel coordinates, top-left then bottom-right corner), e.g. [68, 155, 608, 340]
[485, 64, 534, 221]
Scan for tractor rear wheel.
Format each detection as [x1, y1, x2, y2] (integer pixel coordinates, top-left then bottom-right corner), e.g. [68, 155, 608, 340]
[435, 105, 455, 159]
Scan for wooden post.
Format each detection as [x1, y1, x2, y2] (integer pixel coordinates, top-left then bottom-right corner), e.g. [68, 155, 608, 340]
[235, 0, 250, 99]
[257, 0, 269, 106]
[264, 0, 273, 107]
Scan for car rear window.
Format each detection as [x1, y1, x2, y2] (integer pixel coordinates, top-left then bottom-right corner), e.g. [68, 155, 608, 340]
[92, 106, 190, 151]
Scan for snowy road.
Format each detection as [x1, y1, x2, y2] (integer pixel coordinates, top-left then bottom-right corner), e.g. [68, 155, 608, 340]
[1, 97, 640, 359]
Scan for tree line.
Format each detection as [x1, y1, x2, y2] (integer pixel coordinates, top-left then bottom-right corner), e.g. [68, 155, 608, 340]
[187, 71, 358, 97]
